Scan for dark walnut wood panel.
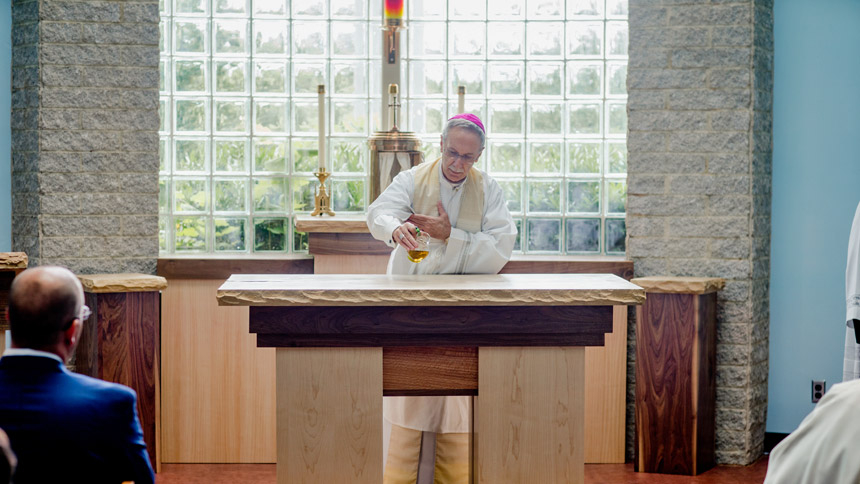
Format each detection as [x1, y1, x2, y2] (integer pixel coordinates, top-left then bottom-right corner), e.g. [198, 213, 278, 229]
[157, 257, 314, 280]
[73, 292, 101, 377]
[635, 293, 695, 475]
[98, 293, 131, 384]
[0, 273, 14, 331]
[307, 232, 393, 255]
[74, 291, 161, 470]
[501, 257, 634, 280]
[696, 293, 717, 475]
[635, 292, 717, 476]
[256, 332, 608, 348]
[97, 292, 161, 468]
[249, 305, 613, 335]
[250, 305, 613, 348]
[383, 347, 478, 396]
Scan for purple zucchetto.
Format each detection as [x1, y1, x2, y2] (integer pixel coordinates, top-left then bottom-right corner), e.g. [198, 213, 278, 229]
[448, 113, 485, 133]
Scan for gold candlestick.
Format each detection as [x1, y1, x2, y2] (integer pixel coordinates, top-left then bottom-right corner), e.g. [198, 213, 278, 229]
[311, 168, 335, 217]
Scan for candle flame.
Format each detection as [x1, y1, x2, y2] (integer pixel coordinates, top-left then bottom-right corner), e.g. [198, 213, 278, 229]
[384, 0, 403, 19]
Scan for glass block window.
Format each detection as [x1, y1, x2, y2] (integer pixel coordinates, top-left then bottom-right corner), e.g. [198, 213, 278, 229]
[403, 0, 628, 254]
[160, 0, 380, 253]
[160, 0, 627, 255]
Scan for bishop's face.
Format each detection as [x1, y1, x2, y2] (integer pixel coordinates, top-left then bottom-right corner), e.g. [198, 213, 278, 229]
[440, 127, 483, 183]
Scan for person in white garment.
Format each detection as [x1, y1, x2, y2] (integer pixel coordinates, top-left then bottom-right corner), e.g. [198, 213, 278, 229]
[367, 113, 517, 484]
[764, 378, 860, 483]
[842, 201, 860, 381]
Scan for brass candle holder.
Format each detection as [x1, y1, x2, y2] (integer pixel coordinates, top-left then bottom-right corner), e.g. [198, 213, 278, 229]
[311, 168, 335, 217]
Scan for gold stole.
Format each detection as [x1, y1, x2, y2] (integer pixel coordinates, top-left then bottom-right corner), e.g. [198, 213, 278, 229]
[412, 158, 483, 234]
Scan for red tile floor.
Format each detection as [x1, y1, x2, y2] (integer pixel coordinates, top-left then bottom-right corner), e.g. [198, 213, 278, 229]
[156, 457, 769, 484]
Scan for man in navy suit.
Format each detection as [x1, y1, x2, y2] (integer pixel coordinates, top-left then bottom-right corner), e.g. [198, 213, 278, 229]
[0, 266, 155, 484]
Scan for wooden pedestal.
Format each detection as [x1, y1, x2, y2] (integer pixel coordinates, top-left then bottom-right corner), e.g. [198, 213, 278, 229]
[633, 276, 724, 476]
[277, 347, 383, 483]
[477, 347, 585, 484]
[76, 274, 168, 473]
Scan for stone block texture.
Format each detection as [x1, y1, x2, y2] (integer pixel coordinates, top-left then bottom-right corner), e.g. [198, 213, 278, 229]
[627, 0, 773, 465]
[11, 0, 160, 274]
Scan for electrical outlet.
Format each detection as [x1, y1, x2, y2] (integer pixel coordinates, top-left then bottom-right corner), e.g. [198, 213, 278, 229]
[812, 380, 826, 403]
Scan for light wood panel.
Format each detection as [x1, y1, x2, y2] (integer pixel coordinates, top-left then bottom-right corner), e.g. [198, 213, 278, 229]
[584, 306, 628, 463]
[161, 279, 276, 463]
[308, 233, 392, 255]
[277, 347, 382, 484]
[314, 254, 389, 274]
[477, 347, 585, 484]
[158, 257, 632, 464]
[295, 214, 371, 233]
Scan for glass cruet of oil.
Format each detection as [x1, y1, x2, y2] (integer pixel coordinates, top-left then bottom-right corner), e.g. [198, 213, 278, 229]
[407, 227, 431, 263]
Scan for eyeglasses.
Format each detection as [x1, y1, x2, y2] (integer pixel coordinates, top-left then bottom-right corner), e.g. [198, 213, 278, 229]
[62, 305, 91, 330]
[443, 148, 479, 164]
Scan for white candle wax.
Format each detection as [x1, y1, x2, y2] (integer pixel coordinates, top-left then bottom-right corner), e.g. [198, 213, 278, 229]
[318, 85, 325, 171]
[457, 85, 465, 114]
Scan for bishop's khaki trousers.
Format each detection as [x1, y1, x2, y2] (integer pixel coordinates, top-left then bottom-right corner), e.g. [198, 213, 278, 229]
[383, 424, 469, 484]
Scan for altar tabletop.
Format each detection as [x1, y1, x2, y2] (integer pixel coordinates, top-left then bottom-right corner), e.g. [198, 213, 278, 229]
[217, 273, 645, 307]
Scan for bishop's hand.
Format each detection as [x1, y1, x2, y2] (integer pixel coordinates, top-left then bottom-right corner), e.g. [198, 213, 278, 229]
[407, 202, 452, 241]
[392, 222, 419, 250]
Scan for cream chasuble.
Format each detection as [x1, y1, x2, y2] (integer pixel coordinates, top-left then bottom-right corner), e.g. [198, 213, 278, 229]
[367, 159, 517, 433]
[765, 379, 860, 483]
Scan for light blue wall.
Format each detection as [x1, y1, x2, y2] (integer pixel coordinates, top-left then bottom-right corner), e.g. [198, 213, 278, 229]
[1, 0, 11, 252]
[767, 0, 860, 433]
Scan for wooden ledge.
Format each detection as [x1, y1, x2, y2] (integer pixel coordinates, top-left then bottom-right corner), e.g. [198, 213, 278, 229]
[631, 276, 725, 295]
[78, 273, 168, 293]
[502, 256, 633, 280]
[157, 255, 632, 280]
[0, 252, 28, 271]
[157, 256, 314, 279]
[295, 215, 369, 233]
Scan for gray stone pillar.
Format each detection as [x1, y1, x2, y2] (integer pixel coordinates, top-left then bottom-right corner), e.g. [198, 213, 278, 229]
[11, 0, 160, 274]
[627, 0, 773, 465]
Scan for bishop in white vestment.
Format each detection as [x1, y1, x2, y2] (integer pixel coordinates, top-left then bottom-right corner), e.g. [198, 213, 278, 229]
[367, 114, 516, 484]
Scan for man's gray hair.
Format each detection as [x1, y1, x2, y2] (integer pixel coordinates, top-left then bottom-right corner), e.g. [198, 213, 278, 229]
[442, 118, 485, 150]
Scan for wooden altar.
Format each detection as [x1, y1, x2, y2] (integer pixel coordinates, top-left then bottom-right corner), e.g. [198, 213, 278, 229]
[217, 273, 644, 483]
